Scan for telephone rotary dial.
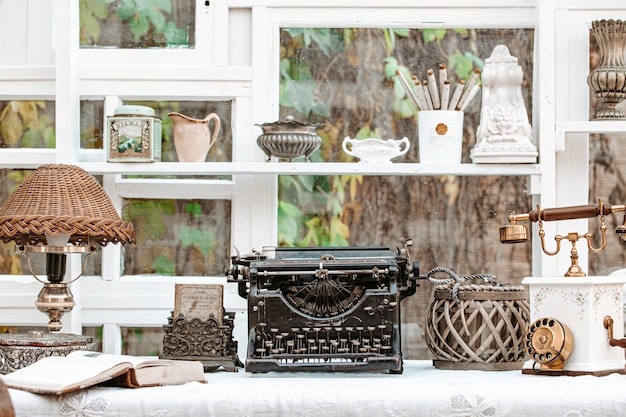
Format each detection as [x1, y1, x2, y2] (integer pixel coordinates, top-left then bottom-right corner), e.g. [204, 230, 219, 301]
[525, 317, 573, 371]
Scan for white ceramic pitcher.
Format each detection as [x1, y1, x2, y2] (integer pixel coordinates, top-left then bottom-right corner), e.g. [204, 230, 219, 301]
[169, 112, 221, 162]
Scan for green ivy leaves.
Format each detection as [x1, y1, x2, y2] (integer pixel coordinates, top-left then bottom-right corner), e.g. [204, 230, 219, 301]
[179, 225, 217, 256]
[384, 57, 418, 119]
[450, 51, 483, 81]
[0, 101, 54, 148]
[283, 28, 344, 57]
[117, 0, 170, 42]
[280, 58, 329, 118]
[79, 0, 113, 44]
[79, 0, 187, 47]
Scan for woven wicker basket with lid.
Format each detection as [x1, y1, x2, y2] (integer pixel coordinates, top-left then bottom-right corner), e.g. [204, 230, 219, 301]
[425, 267, 530, 370]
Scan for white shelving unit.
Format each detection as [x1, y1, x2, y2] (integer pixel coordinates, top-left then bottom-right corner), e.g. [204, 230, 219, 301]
[4, 0, 624, 357]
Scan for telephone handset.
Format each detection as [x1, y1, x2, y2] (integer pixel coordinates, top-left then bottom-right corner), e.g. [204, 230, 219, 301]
[525, 317, 574, 371]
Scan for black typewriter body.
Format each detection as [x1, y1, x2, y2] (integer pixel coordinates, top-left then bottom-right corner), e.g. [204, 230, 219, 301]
[228, 245, 418, 373]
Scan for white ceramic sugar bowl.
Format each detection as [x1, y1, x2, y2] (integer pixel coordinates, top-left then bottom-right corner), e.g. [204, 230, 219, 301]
[342, 136, 410, 163]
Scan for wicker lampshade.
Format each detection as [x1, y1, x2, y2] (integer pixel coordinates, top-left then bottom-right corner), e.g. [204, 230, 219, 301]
[0, 164, 135, 247]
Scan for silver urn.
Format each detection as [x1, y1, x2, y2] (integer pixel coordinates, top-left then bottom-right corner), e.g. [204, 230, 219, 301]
[256, 116, 323, 161]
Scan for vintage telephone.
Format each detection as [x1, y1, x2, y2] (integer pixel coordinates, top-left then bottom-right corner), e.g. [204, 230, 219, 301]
[501, 199, 626, 373]
[500, 198, 626, 277]
[525, 317, 573, 371]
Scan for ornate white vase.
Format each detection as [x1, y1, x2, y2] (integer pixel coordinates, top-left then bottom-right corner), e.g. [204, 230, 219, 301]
[471, 45, 537, 163]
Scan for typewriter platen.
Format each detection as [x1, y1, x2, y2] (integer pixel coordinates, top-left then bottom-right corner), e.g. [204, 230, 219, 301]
[227, 242, 418, 373]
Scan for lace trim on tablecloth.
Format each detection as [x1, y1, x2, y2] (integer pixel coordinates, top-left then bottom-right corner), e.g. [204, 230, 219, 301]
[59, 391, 113, 417]
[437, 394, 496, 417]
[58, 389, 172, 417]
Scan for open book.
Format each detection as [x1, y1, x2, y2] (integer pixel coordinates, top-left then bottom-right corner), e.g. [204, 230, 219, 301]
[1, 350, 206, 395]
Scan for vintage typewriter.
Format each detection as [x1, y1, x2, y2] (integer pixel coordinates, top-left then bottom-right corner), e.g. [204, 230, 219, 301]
[227, 241, 418, 373]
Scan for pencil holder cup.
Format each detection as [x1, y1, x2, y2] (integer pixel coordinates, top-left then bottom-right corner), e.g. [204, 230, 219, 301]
[418, 110, 464, 164]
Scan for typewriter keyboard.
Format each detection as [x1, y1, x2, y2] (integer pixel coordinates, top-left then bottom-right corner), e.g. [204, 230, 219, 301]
[252, 323, 395, 360]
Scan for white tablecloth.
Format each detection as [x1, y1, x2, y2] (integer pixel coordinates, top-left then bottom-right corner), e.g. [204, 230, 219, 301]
[7, 360, 626, 416]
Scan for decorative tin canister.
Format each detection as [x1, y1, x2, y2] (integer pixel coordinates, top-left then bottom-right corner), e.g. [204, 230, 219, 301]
[106, 105, 162, 162]
[424, 267, 530, 370]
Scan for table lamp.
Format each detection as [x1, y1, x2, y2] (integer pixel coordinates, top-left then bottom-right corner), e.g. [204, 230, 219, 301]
[0, 164, 135, 373]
